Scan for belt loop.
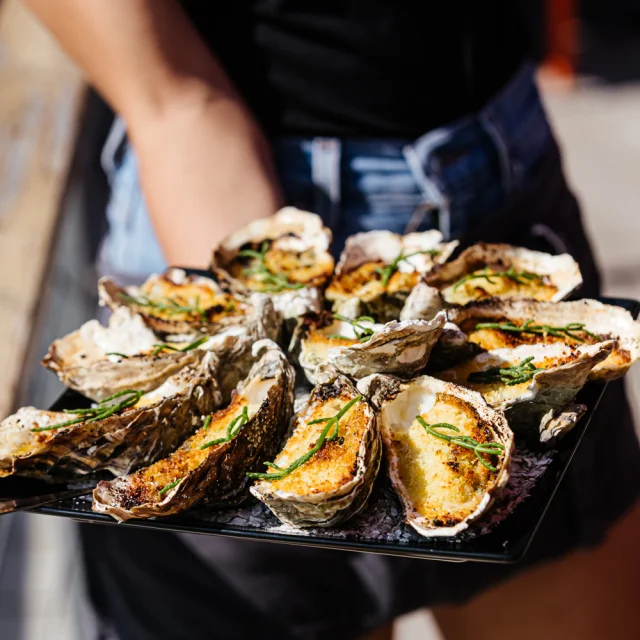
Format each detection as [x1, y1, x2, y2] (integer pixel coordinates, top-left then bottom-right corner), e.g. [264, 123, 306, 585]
[311, 137, 342, 228]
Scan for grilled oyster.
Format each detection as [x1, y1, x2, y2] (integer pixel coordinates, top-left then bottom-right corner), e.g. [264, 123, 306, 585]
[291, 311, 446, 384]
[357, 373, 513, 537]
[424, 243, 582, 306]
[325, 230, 458, 322]
[0, 353, 221, 480]
[436, 341, 614, 444]
[93, 341, 295, 522]
[212, 207, 334, 319]
[250, 371, 380, 527]
[99, 268, 249, 335]
[446, 299, 640, 381]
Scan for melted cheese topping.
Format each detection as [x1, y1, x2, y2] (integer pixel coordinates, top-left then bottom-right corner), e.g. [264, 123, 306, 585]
[383, 392, 497, 526]
[441, 269, 558, 305]
[0, 408, 63, 464]
[266, 388, 368, 496]
[302, 318, 383, 362]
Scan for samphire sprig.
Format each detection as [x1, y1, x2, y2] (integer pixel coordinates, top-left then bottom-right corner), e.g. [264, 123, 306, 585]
[452, 267, 541, 292]
[200, 406, 249, 450]
[247, 395, 362, 481]
[238, 241, 305, 293]
[32, 389, 143, 432]
[475, 319, 599, 343]
[416, 416, 505, 472]
[376, 249, 440, 287]
[158, 478, 183, 496]
[467, 356, 542, 386]
[152, 335, 209, 357]
[328, 314, 377, 343]
[120, 292, 208, 323]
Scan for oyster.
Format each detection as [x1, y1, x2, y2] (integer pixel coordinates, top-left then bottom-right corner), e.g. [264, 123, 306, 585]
[291, 311, 446, 384]
[424, 243, 582, 306]
[93, 341, 295, 522]
[250, 371, 380, 527]
[325, 230, 458, 322]
[212, 207, 334, 319]
[436, 341, 614, 444]
[0, 353, 221, 480]
[446, 299, 640, 381]
[357, 373, 513, 538]
[99, 268, 250, 335]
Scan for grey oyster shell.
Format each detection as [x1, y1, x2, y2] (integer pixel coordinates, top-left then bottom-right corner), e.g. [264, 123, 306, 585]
[325, 230, 458, 323]
[0, 353, 222, 481]
[357, 373, 513, 538]
[93, 340, 295, 522]
[445, 298, 640, 381]
[291, 311, 446, 384]
[424, 243, 583, 305]
[250, 370, 380, 527]
[436, 341, 614, 445]
[211, 207, 334, 319]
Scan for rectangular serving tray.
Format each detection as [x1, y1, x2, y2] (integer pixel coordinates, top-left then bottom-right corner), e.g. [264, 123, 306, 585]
[3, 297, 637, 563]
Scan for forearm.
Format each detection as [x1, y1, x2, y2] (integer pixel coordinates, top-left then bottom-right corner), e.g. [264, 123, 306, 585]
[24, 0, 280, 266]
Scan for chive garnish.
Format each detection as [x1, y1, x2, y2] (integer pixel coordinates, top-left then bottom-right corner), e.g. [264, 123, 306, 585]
[31, 389, 143, 432]
[238, 241, 305, 293]
[158, 478, 182, 495]
[475, 319, 599, 343]
[416, 416, 505, 472]
[328, 314, 377, 343]
[376, 249, 440, 287]
[105, 352, 129, 359]
[200, 406, 249, 450]
[452, 267, 541, 292]
[119, 292, 209, 323]
[467, 356, 542, 386]
[152, 335, 209, 356]
[248, 395, 362, 481]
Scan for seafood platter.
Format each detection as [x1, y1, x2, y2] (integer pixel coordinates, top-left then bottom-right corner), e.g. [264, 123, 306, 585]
[1, 208, 638, 562]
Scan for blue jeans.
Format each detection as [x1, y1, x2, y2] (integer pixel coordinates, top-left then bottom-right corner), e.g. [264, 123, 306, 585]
[100, 62, 553, 277]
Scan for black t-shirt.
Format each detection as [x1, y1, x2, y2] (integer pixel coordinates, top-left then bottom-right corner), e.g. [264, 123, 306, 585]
[181, 1, 530, 137]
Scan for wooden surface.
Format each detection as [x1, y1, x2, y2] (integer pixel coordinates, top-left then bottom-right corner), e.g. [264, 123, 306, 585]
[0, 0, 84, 417]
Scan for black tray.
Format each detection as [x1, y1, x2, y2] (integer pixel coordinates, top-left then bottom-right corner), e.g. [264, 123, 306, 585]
[5, 297, 638, 563]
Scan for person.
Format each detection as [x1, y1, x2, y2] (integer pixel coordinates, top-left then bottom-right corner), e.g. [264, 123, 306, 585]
[24, 2, 640, 639]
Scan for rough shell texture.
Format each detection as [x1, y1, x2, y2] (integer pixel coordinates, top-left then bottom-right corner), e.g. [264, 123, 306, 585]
[250, 371, 380, 527]
[357, 373, 513, 538]
[98, 268, 248, 335]
[446, 298, 640, 381]
[437, 341, 614, 445]
[0, 353, 222, 481]
[212, 208, 334, 319]
[424, 243, 583, 304]
[399, 282, 446, 322]
[326, 230, 458, 322]
[93, 341, 295, 522]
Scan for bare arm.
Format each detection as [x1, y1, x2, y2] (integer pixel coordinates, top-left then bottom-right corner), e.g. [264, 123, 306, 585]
[24, 0, 281, 267]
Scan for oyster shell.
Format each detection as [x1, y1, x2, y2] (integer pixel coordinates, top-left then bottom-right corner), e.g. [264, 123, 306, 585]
[436, 341, 614, 444]
[250, 371, 380, 527]
[424, 243, 582, 305]
[291, 311, 446, 384]
[99, 268, 250, 335]
[93, 341, 295, 522]
[357, 373, 513, 538]
[212, 207, 334, 319]
[325, 230, 458, 323]
[0, 353, 221, 480]
[446, 298, 640, 381]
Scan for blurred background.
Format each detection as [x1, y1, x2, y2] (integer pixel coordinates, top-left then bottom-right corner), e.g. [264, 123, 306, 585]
[0, 0, 638, 638]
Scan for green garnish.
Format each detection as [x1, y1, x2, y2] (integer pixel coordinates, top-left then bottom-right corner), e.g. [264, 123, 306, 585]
[158, 478, 182, 495]
[152, 335, 209, 357]
[475, 320, 599, 343]
[328, 314, 377, 343]
[105, 352, 129, 359]
[376, 249, 440, 287]
[467, 356, 542, 386]
[238, 241, 305, 293]
[200, 415, 212, 430]
[416, 416, 505, 472]
[247, 395, 362, 481]
[32, 389, 143, 432]
[200, 406, 250, 450]
[452, 267, 541, 292]
[120, 293, 208, 323]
